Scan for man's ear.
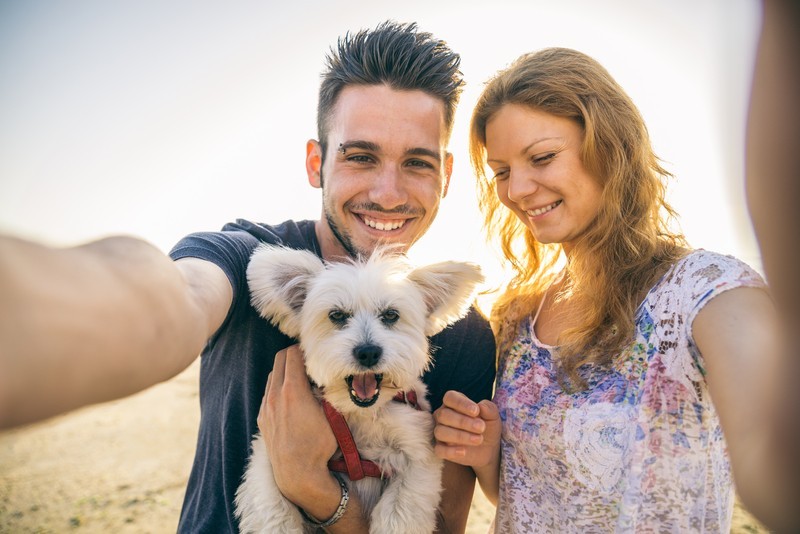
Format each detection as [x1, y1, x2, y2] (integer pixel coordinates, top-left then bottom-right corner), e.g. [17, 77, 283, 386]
[442, 151, 453, 198]
[306, 139, 323, 189]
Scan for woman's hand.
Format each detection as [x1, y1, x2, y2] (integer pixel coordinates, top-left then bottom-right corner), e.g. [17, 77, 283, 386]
[433, 390, 502, 504]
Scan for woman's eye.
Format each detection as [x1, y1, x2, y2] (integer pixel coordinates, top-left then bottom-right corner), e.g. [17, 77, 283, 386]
[533, 153, 556, 165]
[380, 309, 400, 325]
[492, 169, 509, 181]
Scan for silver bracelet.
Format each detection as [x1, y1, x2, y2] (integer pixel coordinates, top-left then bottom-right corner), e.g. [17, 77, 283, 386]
[298, 472, 349, 528]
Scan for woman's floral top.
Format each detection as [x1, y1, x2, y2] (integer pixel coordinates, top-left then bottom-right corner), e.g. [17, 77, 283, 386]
[492, 250, 765, 533]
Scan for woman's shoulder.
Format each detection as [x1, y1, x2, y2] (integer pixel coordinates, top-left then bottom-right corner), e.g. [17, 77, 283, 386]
[678, 248, 749, 265]
[654, 248, 766, 305]
[670, 249, 763, 283]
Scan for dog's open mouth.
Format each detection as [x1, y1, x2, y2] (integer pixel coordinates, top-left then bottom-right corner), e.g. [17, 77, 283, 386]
[346, 373, 383, 407]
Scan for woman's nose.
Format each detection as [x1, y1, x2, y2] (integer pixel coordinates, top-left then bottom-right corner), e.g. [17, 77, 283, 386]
[505, 168, 539, 203]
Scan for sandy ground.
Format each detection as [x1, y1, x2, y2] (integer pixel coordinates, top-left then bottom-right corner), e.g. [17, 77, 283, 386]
[1, 362, 770, 533]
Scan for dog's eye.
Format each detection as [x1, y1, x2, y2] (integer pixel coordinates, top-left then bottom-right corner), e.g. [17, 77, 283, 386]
[328, 309, 350, 326]
[380, 309, 400, 325]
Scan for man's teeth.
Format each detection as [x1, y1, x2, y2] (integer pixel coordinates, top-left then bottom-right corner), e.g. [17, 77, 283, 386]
[527, 200, 561, 217]
[363, 217, 405, 231]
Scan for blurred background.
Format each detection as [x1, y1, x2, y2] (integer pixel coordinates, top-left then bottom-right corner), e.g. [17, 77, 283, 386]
[0, 0, 762, 284]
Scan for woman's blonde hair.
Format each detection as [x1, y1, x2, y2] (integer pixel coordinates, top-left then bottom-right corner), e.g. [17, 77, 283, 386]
[470, 47, 687, 389]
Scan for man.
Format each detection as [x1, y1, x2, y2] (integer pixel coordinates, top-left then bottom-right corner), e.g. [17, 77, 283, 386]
[0, 21, 495, 532]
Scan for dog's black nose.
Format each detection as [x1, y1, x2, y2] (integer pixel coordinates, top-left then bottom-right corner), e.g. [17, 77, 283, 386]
[354, 344, 382, 368]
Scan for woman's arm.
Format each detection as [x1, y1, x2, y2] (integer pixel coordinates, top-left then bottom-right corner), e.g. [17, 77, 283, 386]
[693, 286, 796, 531]
[739, 0, 800, 530]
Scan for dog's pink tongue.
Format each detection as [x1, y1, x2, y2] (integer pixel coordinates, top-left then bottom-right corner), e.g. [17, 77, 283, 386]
[352, 373, 378, 400]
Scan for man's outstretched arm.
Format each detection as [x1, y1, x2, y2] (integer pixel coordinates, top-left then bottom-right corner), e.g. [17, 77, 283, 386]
[0, 234, 231, 429]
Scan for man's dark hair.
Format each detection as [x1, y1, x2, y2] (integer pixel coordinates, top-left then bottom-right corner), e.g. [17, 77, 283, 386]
[317, 20, 465, 160]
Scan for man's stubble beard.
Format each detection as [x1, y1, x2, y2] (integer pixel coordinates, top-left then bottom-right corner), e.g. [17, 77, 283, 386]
[320, 169, 363, 259]
[319, 168, 430, 259]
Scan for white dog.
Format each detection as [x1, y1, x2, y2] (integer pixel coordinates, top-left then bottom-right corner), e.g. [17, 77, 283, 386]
[234, 244, 484, 534]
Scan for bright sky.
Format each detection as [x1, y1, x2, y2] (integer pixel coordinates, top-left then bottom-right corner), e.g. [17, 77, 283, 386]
[0, 0, 763, 287]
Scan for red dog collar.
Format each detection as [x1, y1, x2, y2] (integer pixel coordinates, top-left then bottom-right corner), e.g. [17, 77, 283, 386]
[324, 391, 422, 480]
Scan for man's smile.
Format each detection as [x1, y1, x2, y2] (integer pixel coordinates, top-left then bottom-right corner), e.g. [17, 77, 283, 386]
[361, 215, 407, 232]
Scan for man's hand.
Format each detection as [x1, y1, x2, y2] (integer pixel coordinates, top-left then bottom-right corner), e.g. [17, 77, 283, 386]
[258, 344, 337, 504]
[258, 344, 368, 532]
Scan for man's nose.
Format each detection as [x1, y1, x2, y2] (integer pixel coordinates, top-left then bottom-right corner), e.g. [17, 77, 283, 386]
[368, 165, 408, 209]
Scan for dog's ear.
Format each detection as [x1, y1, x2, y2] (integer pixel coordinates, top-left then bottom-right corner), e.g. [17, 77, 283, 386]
[408, 261, 484, 336]
[246, 244, 324, 338]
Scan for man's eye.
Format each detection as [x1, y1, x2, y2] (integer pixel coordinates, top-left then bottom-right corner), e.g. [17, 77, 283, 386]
[407, 159, 434, 169]
[380, 309, 400, 325]
[328, 309, 350, 325]
[347, 154, 374, 164]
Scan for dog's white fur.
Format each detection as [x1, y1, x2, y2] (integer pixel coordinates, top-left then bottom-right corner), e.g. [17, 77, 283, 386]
[234, 245, 484, 534]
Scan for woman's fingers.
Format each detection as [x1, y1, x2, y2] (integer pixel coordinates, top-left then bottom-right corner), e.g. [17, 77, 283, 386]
[441, 390, 480, 417]
[435, 406, 486, 435]
[434, 417, 485, 445]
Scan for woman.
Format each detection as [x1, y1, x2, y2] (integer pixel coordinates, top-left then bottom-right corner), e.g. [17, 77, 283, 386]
[433, 48, 780, 532]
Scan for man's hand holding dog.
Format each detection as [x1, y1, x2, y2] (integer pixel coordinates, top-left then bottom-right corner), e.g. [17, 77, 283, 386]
[258, 344, 367, 531]
[258, 346, 339, 515]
